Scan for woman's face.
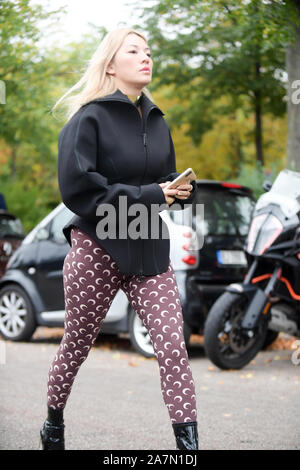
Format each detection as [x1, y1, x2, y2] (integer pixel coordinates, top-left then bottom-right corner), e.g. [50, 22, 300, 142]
[107, 33, 153, 94]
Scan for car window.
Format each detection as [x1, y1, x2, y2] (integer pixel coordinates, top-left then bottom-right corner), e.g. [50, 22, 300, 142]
[0, 216, 25, 239]
[192, 188, 255, 236]
[49, 207, 74, 242]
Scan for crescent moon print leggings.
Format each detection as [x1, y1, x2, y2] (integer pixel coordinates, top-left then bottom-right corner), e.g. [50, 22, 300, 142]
[47, 227, 197, 424]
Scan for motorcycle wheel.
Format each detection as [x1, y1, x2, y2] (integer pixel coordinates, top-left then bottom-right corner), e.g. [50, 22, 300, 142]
[262, 330, 279, 350]
[204, 292, 268, 370]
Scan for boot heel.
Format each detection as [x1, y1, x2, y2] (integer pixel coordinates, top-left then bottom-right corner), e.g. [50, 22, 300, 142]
[40, 406, 65, 450]
[172, 421, 198, 450]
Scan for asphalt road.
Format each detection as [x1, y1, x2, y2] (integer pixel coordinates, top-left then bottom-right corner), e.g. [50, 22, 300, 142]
[0, 328, 299, 451]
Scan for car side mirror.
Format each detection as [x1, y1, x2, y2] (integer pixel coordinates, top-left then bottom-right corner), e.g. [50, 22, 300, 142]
[36, 227, 49, 241]
[262, 180, 272, 192]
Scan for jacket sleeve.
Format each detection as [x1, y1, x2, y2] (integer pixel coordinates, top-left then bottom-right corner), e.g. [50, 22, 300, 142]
[156, 130, 198, 210]
[58, 107, 167, 223]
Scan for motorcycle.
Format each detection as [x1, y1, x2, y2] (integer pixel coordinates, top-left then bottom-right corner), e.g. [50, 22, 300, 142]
[204, 169, 300, 370]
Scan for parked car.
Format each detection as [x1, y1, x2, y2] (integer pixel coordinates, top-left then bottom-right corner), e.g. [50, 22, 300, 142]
[0, 210, 25, 278]
[0, 193, 7, 211]
[0, 180, 255, 357]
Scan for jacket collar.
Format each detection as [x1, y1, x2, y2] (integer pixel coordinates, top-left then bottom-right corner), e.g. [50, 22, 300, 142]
[92, 88, 165, 117]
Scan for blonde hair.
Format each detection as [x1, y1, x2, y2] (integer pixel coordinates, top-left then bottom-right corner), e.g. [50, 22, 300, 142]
[52, 28, 152, 121]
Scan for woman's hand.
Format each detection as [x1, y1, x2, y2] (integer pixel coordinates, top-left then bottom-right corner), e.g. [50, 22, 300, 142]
[173, 183, 193, 200]
[158, 181, 193, 205]
[158, 181, 177, 205]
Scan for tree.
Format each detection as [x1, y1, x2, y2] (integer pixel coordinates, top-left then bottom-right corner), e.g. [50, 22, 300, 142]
[0, 0, 63, 179]
[152, 84, 286, 183]
[138, 0, 300, 167]
[286, 0, 300, 170]
[0, 1, 102, 229]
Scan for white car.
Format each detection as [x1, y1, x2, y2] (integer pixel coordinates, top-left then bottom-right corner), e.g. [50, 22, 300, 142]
[0, 202, 199, 357]
[0, 180, 255, 356]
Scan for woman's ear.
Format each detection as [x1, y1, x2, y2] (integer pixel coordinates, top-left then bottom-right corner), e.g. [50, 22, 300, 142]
[106, 61, 115, 75]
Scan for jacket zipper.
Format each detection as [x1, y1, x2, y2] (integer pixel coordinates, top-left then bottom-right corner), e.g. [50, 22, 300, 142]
[138, 116, 148, 279]
[94, 96, 156, 279]
[123, 103, 154, 278]
[115, 102, 153, 278]
[137, 107, 156, 279]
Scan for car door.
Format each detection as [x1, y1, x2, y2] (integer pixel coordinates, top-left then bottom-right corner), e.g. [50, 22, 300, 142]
[34, 206, 73, 311]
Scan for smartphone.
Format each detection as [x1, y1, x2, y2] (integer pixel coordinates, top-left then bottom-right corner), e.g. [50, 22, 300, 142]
[165, 168, 197, 190]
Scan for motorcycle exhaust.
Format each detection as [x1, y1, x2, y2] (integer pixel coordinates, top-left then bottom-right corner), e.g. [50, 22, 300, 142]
[269, 305, 300, 336]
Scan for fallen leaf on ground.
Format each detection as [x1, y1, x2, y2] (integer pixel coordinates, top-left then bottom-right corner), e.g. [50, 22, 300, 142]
[267, 335, 296, 350]
[112, 352, 122, 360]
[128, 360, 140, 367]
[239, 373, 253, 379]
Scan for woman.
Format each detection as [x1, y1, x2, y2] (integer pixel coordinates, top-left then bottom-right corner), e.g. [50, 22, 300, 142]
[40, 27, 198, 450]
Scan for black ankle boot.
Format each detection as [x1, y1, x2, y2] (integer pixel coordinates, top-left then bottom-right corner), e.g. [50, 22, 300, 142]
[172, 421, 198, 450]
[40, 406, 65, 450]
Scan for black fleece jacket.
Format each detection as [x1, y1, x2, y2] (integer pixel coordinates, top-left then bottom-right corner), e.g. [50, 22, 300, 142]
[58, 88, 197, 276]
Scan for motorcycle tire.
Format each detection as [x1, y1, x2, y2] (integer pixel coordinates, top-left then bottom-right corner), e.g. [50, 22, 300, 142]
[204, 291, 268, 370]
[262, 330, 279, 350]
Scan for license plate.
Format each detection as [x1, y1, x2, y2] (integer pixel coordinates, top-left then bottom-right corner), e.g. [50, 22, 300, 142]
[217, 250, 247, 266]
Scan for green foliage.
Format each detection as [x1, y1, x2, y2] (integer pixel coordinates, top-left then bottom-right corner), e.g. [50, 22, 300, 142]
[230, 161, 283, 199]
[1, 0, 298, 232]
[0, 176, 58, 233]
[138, 0, 300, 164]
[0, 1, 102, 232]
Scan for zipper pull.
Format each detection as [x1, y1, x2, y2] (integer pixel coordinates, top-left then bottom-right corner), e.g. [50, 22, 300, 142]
[143, 133, 147, 147]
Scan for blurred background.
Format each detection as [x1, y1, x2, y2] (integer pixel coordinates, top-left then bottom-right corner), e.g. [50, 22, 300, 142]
[1, 3, 300, 450]
[0, 0, 300, 232]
